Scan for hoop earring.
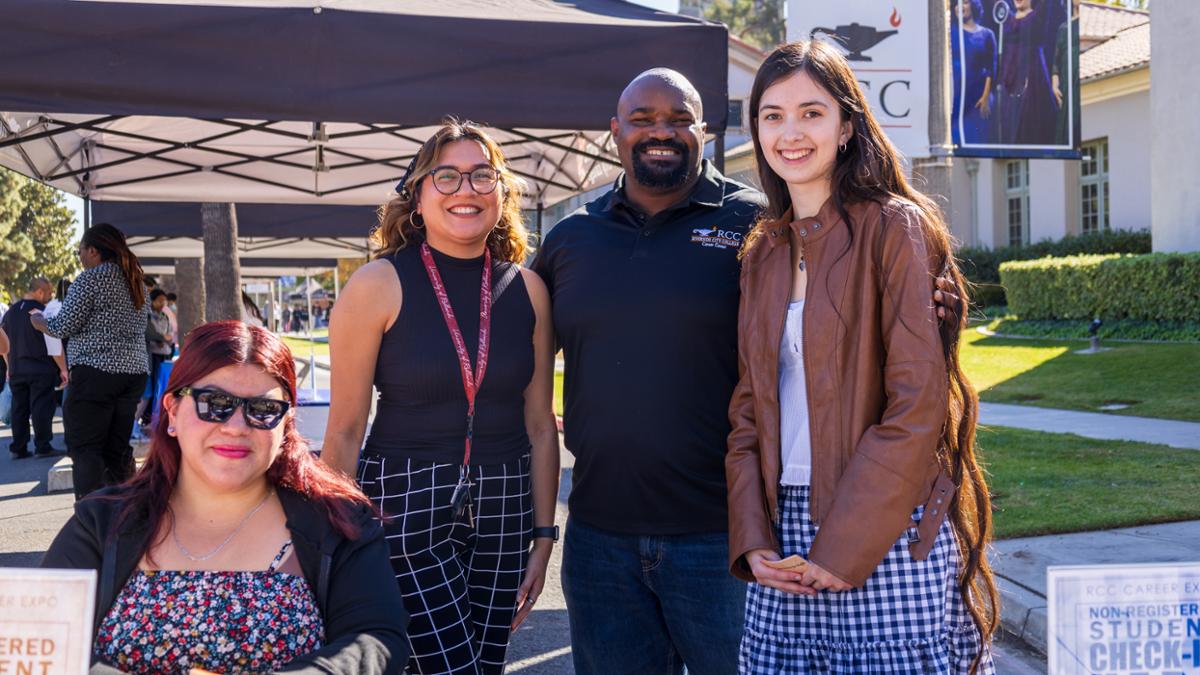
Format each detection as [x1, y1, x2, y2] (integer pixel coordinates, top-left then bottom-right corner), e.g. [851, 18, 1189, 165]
[839, 141, 848, 154]
[409, 212, 424, 230]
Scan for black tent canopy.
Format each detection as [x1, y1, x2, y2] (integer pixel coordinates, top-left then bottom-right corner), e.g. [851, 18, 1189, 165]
[91, 201, 374, 258]
[0, 0, 729, 208]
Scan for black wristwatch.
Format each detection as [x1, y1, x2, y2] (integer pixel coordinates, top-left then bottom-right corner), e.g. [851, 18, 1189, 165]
[532, 526, 559, 542]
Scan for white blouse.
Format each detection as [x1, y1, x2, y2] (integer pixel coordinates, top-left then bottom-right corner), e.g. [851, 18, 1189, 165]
[778, 299, 812, 486]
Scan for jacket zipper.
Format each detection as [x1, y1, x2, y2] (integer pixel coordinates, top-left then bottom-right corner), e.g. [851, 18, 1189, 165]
[770, 245, 791, 525]
[799, 241, 820, 522]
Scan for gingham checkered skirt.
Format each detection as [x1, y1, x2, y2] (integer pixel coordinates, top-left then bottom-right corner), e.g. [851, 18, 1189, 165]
[739, 485, 994, 674]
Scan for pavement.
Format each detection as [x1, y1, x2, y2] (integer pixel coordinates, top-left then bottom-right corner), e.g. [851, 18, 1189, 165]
[4, 391, 1199, 673]
[979, 402, 1200, 450]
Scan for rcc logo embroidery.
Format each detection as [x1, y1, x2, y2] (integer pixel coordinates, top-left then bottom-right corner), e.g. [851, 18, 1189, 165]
[690, 225, 743, 250]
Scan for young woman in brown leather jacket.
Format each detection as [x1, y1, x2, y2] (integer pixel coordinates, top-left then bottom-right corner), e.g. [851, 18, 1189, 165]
[725, 41, 998, 673]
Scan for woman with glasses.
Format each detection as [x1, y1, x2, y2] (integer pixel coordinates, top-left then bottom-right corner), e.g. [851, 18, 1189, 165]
[42, 320, 408, 674]
[320, 119, 559, 674]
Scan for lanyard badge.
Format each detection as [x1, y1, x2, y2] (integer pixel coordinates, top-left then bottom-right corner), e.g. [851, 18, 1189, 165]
[420, 243, 492, 528]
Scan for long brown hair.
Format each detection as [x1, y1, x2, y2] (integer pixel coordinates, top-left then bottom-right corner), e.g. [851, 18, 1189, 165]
[114, 321, 372, 560]
[82, 223, 146, 309]
[746, 40, 999, 665]
[371, 119, 529, 263]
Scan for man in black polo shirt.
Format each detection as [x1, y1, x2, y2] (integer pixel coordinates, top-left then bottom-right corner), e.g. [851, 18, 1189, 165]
[533, 69, 958, 674]
[532, 69, 760, 675]
[2, 277, 66, 459]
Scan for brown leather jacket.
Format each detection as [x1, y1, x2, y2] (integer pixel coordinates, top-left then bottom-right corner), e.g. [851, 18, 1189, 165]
[726, 197, 950, 586]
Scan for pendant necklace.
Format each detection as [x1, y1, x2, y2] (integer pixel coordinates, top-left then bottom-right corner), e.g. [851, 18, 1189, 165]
[172, 489, 274, 562]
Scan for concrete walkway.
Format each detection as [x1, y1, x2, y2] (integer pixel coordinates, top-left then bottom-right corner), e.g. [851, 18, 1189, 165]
[992, 521, 1200, 656]
[979, 402, 1200, 449]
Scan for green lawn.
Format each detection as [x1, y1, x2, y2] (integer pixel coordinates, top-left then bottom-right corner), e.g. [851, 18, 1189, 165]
[960, 329, 1200, 421]
[982, 426, 1200, 539]
[281, 333, 329, 357]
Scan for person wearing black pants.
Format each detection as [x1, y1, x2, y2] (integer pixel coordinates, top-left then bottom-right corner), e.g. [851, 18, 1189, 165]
[2, 278, 65, 459]
[31, 224, 150, 499]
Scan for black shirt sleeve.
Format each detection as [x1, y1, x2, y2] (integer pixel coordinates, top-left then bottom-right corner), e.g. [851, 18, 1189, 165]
[279, 515, 409, 675]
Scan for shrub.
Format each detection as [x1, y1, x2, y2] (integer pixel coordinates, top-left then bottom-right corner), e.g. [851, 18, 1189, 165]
[1000, 252, 1200, 322]
[957, 229, 1151, 306]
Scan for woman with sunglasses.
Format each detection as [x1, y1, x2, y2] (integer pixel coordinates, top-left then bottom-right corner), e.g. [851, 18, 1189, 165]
[321, 119, 559, 674]
[43, 321, 408, 674]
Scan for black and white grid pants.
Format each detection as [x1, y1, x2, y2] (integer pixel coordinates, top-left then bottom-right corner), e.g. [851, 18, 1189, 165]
[358, 452, 532, 675]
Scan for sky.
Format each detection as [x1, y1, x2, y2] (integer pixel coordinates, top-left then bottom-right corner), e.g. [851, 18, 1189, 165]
[60, 0, 681, 240]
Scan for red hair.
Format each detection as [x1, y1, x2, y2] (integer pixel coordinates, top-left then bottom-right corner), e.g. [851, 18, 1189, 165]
[116, 321, 371, 551]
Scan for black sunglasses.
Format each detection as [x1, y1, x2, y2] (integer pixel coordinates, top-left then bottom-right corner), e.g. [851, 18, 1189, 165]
[176, 386, 291, 430]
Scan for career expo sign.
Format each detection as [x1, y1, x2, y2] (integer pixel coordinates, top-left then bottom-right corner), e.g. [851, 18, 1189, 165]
[0, 569, 96, 675]
[1049, 563, 1200, 674]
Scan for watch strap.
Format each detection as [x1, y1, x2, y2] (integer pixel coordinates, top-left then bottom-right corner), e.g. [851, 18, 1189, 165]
[531, 525, 559, 542]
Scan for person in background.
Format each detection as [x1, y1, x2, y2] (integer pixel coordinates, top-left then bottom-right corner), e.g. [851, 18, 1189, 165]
[42, 320, 409, 674]
[2, 277, 66, 459]
[31, 223, 150, 499]
[163, 290, 179, 343]
[0, 324, 8, 426]
[726, 40, 997, 673]
[242, 291, 266, 328]
[136, 289, 174, 427]
[45, 278, 73, 410]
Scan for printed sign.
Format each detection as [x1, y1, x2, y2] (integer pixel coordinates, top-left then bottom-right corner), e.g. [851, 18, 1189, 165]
[950, 0, 1081, 158]
[787, 0, 931, 159]
[1048, 562, 1200, 674]
[0, 569, 97, 675]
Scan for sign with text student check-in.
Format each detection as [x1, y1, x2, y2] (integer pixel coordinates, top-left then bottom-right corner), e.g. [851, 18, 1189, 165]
[1048, 563, 1200, 675]
[787, 0, 930, 160]
[0, 569, 96, 675]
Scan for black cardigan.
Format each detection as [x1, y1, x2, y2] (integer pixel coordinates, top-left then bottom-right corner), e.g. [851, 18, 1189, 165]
[42, 486, 409, 674]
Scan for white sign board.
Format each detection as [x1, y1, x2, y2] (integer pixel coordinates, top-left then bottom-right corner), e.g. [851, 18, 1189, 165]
[1048, 562, 1200, 674]
[787, 0, 930, 159]
[0, 568, 97, 675]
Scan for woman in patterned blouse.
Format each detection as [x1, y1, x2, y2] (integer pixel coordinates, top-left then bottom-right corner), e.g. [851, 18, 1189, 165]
[31, 223, 149, 499]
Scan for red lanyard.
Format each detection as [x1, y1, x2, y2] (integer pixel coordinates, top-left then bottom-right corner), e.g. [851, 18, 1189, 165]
[420, 243, 492, 467]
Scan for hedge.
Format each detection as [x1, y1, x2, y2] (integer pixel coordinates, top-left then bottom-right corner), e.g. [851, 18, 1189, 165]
[958, 229, 1151, 306]
[999, 252, 1200, 322]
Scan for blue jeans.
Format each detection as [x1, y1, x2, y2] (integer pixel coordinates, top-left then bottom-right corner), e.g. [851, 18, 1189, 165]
[562, 517, 745, 675]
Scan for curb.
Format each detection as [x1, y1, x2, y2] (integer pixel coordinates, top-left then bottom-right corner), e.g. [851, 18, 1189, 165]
[997, 576, 1048, 655]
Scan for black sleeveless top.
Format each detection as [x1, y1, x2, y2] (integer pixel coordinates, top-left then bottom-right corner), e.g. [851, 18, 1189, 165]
[364, 244, 535, 465]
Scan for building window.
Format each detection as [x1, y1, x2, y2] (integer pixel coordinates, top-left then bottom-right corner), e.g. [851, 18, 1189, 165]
[727, 99, 744, 130]
[1080, 138, 1110, 233]
[1005, 159, 1030, 247]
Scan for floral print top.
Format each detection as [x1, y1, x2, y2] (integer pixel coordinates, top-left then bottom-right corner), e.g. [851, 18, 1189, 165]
[94, 541, 324, 674]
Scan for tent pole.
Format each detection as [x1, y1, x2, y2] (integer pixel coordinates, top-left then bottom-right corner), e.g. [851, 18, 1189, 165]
[83, 197, 91, 229]
[334, 265, 340, 301]
[306, 269, 317, 399]
[714, 131, 726, 173]
[536, 202, 544, 242]
[266, 279, 276, 332]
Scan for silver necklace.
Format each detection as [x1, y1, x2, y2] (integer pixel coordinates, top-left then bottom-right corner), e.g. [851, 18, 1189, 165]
[172, 489, 274, 562]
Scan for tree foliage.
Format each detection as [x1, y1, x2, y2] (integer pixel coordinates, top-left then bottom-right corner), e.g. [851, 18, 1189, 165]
[0, 167, 80, 302]
[0, 168, 36, 302]
[701, 0, 786, 51]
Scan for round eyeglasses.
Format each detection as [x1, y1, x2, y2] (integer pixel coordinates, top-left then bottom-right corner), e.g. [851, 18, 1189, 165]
[429, 166, 500, 195]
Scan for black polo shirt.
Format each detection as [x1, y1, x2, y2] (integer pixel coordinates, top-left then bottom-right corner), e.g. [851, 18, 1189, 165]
[532, 160, 765, 535]
[1, 299, 56, 378]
